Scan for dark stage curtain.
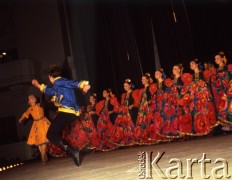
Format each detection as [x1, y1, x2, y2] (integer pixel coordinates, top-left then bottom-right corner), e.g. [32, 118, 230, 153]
[148, 0, 195, 75]
[60, 0, 232, 99]
[185, 0, 232, 63]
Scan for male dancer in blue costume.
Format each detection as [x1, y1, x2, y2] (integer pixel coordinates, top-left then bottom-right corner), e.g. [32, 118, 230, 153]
[32, 65, 90, 166]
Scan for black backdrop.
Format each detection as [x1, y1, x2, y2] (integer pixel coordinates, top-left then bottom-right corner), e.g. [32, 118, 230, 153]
[60, 0, 232, 100]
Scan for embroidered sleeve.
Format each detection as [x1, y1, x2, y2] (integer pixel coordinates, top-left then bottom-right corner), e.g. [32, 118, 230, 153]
[149, 83, 157, 95]
[132, 89, 140, 108]
[96, 100, 104, 115]
[110, 97, 120, 113]
[78, 80, 89, 88]
[121, 93, 126, 105]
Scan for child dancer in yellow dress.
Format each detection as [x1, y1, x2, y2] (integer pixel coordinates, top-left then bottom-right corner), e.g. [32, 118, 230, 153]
[19, 95, 50, 164]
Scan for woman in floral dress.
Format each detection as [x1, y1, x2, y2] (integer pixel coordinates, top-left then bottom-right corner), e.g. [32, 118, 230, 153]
[134, 73, 157, 144]
[158, 64, 183, 139]
[210, 52, 232, 131]
[111, 79, 139, 146]
[81, 93, 100, 149]
[178, 59, 217, 136]
[96, 89, 120, 151]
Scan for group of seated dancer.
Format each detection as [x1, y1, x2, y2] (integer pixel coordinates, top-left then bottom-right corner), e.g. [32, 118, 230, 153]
[47, 51, 232, 157]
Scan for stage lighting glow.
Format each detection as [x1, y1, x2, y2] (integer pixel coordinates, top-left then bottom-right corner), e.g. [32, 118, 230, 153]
[0, 162, 24, 172]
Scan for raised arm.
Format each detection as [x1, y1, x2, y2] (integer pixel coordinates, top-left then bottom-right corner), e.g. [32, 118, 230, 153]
[32, 79, 41, 89]
[32, 79, 56, 96]
[18, 109, 30, 123]
[60, 79, 91, 93]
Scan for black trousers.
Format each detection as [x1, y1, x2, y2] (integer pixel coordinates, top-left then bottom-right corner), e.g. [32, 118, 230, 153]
[47, 112, 77, 144]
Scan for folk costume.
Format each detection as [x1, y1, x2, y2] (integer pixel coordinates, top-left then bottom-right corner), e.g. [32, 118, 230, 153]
[39, 76, 89, 166]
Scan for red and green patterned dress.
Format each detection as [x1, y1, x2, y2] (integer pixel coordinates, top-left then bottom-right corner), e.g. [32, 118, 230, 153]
[210, 65, 232, 126]
[95, 97, 120, 151]
[111, 90, 139, 146]
[178, 72, 217, 136]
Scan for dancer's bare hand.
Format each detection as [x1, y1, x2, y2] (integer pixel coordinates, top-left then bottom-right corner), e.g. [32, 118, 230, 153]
[32, 79, 40, 88]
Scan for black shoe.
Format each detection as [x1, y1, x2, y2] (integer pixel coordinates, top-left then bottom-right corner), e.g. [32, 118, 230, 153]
[58, 140, 81, 166]
[69, 149, 80, 166]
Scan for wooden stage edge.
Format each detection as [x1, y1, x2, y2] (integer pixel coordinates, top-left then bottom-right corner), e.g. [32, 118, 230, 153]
[1, 133, 232, 180]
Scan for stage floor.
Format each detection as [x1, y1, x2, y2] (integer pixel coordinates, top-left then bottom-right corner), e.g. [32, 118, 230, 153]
[1, 134, 232, 180]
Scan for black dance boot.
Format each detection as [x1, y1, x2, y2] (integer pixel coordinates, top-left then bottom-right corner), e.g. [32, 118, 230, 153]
[58, 140, 80, 166]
